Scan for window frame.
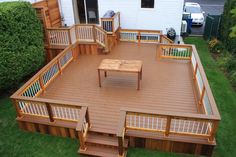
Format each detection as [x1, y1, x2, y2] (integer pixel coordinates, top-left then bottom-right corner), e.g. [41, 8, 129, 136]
[140, 0, 155, 9]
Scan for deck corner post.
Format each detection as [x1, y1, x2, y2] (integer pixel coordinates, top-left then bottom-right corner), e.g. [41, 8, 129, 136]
[165, 116, 171, 137]
[85, 107, 91, 128]
[12, 99, 22, 118]
[78, 131, 86, 151]
[45, 102, 54, 122]
[208, 120, 219, 142]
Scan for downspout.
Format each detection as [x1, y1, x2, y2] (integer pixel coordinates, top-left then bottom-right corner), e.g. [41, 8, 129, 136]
[84, 0, 88, 24]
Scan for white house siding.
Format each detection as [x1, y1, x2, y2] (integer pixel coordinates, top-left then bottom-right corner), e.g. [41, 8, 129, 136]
[98, 0, 184, 35]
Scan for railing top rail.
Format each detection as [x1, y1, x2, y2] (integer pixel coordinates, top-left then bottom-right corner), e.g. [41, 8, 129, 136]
[11, 43, 76, 98]
[121, 107, 220, 121]
[11, 95, 88, 108]
[159, 43, 192, 49]
[161, 35, 174, 43]
[120, 29, 162, 34]
[101, 12, 120, 20]
[191, 45, 221, 118]
[47, 26, 74, 30]
[75, 24, 95, 27]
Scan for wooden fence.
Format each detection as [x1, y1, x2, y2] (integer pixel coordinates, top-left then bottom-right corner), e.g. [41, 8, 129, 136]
[101, 12, 120, 34]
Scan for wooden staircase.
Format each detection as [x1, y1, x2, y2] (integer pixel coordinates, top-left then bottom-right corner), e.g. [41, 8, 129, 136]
[79, 130, 128, 157]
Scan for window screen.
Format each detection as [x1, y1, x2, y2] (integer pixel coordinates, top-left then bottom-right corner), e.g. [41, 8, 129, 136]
[141, 0, 155, 8]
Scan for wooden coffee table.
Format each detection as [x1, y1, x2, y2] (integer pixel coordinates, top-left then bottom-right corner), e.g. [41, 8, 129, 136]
[97, 59, 143, 90]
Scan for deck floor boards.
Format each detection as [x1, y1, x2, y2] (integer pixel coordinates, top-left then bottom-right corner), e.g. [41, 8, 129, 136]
[40, 42, 198, 134]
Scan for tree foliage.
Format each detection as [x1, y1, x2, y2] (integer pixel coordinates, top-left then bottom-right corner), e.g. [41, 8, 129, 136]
[219, 0, 236, 54]
[0, 2, 44, 92]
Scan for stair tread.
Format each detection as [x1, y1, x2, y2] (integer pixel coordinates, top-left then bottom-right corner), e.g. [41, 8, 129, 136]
[86, 133, 128, 148]
[79, 145, 119, 157]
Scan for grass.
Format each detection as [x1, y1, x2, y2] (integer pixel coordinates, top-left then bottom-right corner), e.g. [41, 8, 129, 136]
[0, 37, 235, 156]
[184, 37, 236, 157]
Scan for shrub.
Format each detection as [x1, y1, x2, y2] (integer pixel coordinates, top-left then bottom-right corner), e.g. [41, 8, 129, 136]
[209, 38, 225, 54]
[229, 71, 236, 88]
[0, 2, 44, 92]
[225, 56, 236, 73]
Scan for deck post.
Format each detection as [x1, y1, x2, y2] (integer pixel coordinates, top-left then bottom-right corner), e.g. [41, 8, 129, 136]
[57, 60, 62, 74]
[39, 75, 45, 92]
[85, 108, 91, 128]
[78, 131, 86, 151]
[199, 86, 206, 105]
[45, 103, 54, 122]
[165, 116, 171, 137]
[12, 99, 22, 117]
[117, 110, 126, 157]
[138, 31, 141, 46]
[209, 120, 219, 142]
[68, 29, 72, 45]
[93, 25, 96, 43]
[193, 63, 198, 80]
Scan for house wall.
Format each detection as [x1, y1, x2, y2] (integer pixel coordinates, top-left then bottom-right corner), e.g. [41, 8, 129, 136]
[98, 0, 184, 35]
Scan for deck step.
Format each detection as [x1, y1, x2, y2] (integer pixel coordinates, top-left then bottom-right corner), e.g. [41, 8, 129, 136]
[86, 133, 128, 148]
[79, 145, 124, 157]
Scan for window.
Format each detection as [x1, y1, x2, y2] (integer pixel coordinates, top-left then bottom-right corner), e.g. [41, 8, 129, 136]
[141, 0, 155, 8]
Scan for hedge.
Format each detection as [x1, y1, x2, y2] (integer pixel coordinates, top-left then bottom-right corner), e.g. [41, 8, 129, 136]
[219, 0, 236, 54]
[0, 2, 44, 92]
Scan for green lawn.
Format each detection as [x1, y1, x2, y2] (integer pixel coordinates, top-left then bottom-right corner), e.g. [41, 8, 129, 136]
[0, 37, 235, 157]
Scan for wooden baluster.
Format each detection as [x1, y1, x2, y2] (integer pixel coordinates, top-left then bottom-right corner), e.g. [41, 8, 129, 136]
[209, 120, 219, 142]
[46, 103, 54, 122]
[165, 116, 171, 137]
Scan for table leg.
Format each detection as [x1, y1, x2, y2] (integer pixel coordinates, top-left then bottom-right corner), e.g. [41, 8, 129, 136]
[137, 72, 140, 90]
[140, 68, 142, 80]
[98, 69, 101, 87]
[104, 71, 107, 77]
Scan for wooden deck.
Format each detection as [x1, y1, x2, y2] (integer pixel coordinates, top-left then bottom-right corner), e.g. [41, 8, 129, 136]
[40, 42, 198, 134]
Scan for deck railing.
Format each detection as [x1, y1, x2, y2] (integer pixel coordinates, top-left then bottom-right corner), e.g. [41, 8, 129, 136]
[120, 29, 162, 45]
[101, 12, 120, 34]
[12, 45, 74, 100]
[160, 35, 174, 44]
[117, 44, 221, 155]
[158, 44, 192, 60]
[47, 24, 109, 52]
[158, 44, 220, 117]
[117, 108, 220, 156]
